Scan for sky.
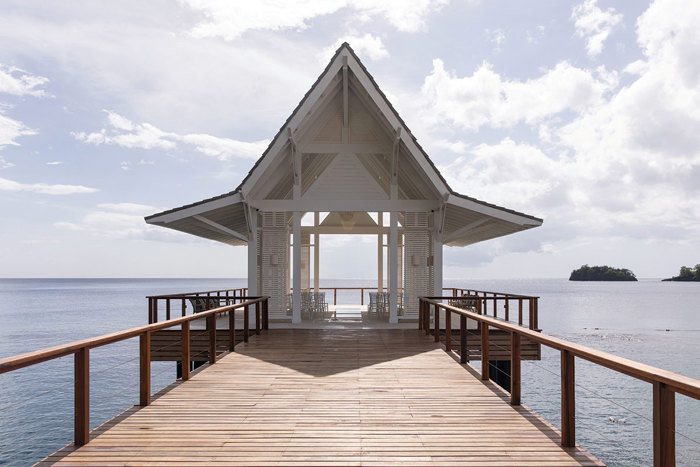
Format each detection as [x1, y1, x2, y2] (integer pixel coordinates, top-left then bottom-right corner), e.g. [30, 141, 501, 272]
[0, 0, 698, 280]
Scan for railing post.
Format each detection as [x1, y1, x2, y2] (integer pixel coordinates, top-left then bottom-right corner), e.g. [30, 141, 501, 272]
[334, 288, 337, 305]
[255, 301, 261, 335]
[166, 298, 171, 321]
[244, 304, 249, 343]
[481, 322, 489, 381]
[182, 298, 186, 317]
[511, 332, 521, 406]
[229, 306, 236, 352]
[518, 298, 523, 326]
[653, 381, 675, 467]
[561, 350, 575, 447]
[140, 331, 151, 406]
[445, 310, 452, 352]
[424, 300, 430, 336]
[181, 321, 190, 381]
[148, 298, 153, 324]
[153, 299, 158, 323]
[529, 298, 534, 329]
[208, 314, 216, 364]
[434, 304, 440, 343]
[418, 299, 423, 330]
[460, 315, 467, 364]
[505, 298, 509, 321]
[74, 347, 89, 446]
[263, 299, 269, 330]
[361, 288, 364, 306]
[534, 298, 539, 329]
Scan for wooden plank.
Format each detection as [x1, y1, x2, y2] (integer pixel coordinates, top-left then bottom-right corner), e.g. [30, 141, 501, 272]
[45, 329, 602, 466]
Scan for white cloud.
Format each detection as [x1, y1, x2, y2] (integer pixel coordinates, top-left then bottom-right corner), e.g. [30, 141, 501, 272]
[484, 28, 505, 49]
[54, 203, 191, 241]
[420, 59, 617, 131]
[322, 33, 389, 62]
[0, 112, 36, 148]
[572, 0, 623, 58]
[0, 64, 50, 97]
[74, 110, 269, 161]
[180, 0, 450, 40]
[97, 202, 157, 214]
[0, 155, 14, 169]
[46, 161, 63, 165]
[436, 0, 700, 249]
[180, 133, 269, 160]
[0, 177, 98, 195]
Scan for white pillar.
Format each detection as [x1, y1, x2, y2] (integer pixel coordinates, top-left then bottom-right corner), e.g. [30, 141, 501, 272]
[389, 211, 398, 323]
[433, 233, 443, 297]
[314, 212, 320, 295]
[377, 212, 383, 292]
[292, 211, 302, 324]
[247, 210, 258, 296]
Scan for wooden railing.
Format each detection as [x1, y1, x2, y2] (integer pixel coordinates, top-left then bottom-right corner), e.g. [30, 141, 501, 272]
[442, 287, 539, 329]
[146, 287, 248, 323]
[419, 296, 700, 467]
[0, 296, 268, 448]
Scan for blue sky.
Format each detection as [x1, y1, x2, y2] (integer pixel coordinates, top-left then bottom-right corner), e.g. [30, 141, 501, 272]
[0, 0, 698, 279]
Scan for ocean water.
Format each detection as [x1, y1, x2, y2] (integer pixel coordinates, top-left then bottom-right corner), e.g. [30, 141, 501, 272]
[0, 278, 699, 466]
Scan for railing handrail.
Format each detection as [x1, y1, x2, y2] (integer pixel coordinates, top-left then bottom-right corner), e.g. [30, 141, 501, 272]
[0, 297, 266, 375]
[146, 287, 247, 299]
[443, 287, 539, 299]
[420, 296, 700, 399]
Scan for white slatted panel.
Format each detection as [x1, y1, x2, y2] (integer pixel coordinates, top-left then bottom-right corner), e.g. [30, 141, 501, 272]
[303, 154, 388, 200]
[261, 212, 288, 320]
[403, 212, 431, 319]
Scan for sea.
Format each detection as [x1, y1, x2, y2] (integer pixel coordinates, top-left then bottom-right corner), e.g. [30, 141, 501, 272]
[0, 278, 698, 466]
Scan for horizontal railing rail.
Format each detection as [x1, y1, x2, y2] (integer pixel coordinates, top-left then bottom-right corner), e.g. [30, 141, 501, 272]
[0, 296, 269, 449]
[419, 295, 699, 467]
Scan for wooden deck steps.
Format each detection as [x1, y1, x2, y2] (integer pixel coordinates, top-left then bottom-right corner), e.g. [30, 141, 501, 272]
[41, 329, 602, 466]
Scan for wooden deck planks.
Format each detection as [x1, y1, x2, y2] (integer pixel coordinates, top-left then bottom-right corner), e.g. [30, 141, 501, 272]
[40, 329, 603, 466]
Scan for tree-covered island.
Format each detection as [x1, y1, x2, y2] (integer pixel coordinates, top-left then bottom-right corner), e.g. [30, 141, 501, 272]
[569, 265, 638, 281]
[663, 264, 700, 282]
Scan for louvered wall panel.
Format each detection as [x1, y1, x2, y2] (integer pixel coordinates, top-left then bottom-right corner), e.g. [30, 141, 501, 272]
[403, 212, 431, 319]
[260, 212, 289, 320]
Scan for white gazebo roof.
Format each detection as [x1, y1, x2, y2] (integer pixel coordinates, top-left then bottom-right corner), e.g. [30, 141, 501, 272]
[145, 43, 542, 246]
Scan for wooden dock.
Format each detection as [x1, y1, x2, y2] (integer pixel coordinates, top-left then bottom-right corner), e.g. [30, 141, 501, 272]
[41, 329, 601, 466]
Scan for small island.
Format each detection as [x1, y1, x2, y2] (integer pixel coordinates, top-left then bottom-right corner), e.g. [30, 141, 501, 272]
[569, 265, 637, 281]
[663, 264, 700, 282]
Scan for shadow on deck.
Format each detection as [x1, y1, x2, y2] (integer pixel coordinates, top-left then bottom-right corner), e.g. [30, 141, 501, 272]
[41, 329, 603, 466]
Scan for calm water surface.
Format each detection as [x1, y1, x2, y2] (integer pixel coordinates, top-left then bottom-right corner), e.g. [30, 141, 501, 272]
[0, 278, 699, 466]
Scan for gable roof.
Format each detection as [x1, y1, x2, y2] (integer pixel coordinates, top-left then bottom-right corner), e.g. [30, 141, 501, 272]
[146, 43, 542, 246]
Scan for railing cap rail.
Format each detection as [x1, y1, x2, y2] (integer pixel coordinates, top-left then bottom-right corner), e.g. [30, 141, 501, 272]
[420, 296, 700, 400]
[0, 297, 268, 375]
[146, 287, 248, 299]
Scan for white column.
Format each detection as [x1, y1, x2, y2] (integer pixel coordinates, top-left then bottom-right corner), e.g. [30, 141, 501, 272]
[377, 212, 383, 293]
[247, 209, 258, 296]
[433, 232, 443, 297]
[314, 212, 320, 295]
[389, 211, 398, 323]
[292, 211, 302, 324]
